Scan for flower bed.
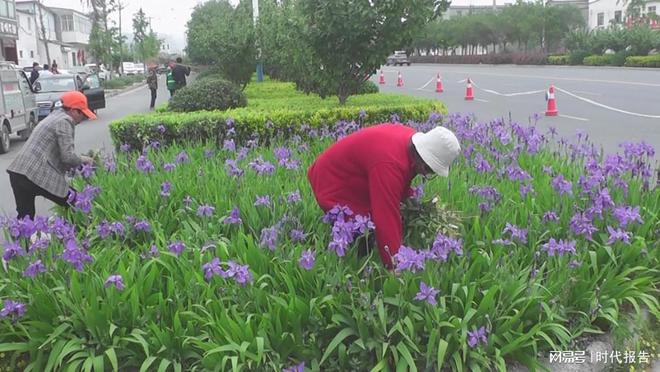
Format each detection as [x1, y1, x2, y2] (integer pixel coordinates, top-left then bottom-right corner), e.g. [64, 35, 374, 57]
[1, 114, 658, 371]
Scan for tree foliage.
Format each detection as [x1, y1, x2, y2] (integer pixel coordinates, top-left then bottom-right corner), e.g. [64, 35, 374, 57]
[410, 1, 585, 54]
[186, 0, 256, 89]
[132, 8, 161, 62]
[257, 0, 446, 104]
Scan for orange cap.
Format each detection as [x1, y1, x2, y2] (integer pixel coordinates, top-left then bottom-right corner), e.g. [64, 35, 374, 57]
[60, 91, 97, 120]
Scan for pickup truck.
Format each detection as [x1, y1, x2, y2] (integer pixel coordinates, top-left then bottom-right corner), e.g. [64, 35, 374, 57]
[386, 51, 411, 66]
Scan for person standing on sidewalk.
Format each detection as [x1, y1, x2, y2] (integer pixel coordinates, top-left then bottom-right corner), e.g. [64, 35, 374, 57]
[166, 65, 177, 97]
[6, 91, 96, 220]
[147, 64, 158, 110]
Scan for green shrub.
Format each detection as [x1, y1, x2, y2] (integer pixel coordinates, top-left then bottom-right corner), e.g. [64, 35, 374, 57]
[196, 65, 226, 81]
[548, 55, 570, 65]
[169, 77, 248, 112]
[102, 75, 145, 89]
[569, 50, 590, 65]
[110, 98, 447, 150]
[583, 54, 614, 66]
[624, 54, 660, 67]
[611, 50, 632, 66]
[357, 80, 379, 95]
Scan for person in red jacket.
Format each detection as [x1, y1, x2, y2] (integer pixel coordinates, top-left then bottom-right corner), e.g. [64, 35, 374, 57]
[307, 123, 461, 269]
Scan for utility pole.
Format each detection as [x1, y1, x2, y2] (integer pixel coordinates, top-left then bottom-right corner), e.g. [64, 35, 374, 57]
[118, 0, 126, 75]
[252, 0, 263, 82]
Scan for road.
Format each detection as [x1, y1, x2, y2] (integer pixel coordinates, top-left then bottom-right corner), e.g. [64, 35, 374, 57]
[0, 77, 171, 217]
[373, 64, 660, 159]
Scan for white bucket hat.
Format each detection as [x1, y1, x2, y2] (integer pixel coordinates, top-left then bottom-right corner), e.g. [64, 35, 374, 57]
[411, 126, 461, 177]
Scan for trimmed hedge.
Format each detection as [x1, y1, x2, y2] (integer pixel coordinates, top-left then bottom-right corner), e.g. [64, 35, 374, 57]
[583, 54, 614, 66]
[547, 55, 569, 65]
[410, 52, 548, 65]
[169, 78, 248, 112]
[110, 95, 447, 150]
[624, 54, 660, 67]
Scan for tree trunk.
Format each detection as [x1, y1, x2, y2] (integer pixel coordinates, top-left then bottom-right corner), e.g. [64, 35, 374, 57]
[37, 0, 51, 65]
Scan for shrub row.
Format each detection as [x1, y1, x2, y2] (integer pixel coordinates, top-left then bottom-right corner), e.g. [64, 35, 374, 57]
[624, 54, 660, 67]
[110, 97, 447, 150]
[102, 75, 145, 89]
[411, 52, 549, 65]
[412, 52, 660, 67]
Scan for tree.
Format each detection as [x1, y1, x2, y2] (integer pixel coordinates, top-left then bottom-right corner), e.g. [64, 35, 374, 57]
[132, 8, 161, 62]
[186, 0, 256, 89]
[295, 0, 446, 104]
[36, 0, 51, 64]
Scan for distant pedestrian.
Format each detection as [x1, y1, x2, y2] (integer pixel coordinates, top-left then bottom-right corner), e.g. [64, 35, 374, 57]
[51, 60, 59, 74]
[29, 62, 40, 84]
[166, 64, 177, 97]
[6, 91, 96, 219]
[147, 64, 158, 110]
[40, 64, 53, 77]
[172, 57, 190, 89]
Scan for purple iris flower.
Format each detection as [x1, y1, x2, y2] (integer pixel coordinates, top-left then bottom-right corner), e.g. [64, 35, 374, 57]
[414, 281, 439, 305]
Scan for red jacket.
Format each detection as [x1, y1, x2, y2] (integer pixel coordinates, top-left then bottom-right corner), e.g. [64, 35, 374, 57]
[307, 124, 417, 268]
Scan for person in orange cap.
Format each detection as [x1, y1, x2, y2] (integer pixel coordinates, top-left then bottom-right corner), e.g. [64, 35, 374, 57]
[6, 91, 96, 219]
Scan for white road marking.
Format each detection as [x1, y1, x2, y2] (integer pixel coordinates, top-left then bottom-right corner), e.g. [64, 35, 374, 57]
[556, 86, 660, 119]
[572, 90, 602, 96]
[475, 98, 489, 103]
[417, 77, 435, 90]
[558, 114, 589, 121]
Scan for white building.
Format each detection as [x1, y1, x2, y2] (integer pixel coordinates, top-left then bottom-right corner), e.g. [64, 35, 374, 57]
[15, 0, 91, 69]
[49, 7, 91, 68]
[16, 8, 38, 66]
[588, 0, 659, 29]
[0, 0, 19, 64]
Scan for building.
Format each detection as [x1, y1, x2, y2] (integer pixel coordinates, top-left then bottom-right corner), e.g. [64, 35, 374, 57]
[442, 3, 509, 19]
[15, 0, 91, 69]
[16, 8, 38, 66]
[587, 0, 659, 29]
[49, 7, 91, 67]
[0, 0, 19, 64]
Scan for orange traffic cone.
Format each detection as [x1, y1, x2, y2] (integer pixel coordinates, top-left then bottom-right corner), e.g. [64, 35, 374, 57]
[435, 74, 443, 93]
[396, 72, 403, 87]
[545, 85, 558, 116]
[464, 78, 474, 100]
[379, 70, 385, 85]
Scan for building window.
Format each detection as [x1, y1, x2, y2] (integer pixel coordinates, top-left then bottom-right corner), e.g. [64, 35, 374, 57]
[30, 51, 34, 58]
[0, 0, 14, 18]
[28, 17, 32, 30]
[61, 15, 74, 31]
[614, 10, 622, 23]
[72, 52, 77, 66]
[597, 12, 604, 26]
[649, 6, 657, 15]
[19, 50, 23, 58]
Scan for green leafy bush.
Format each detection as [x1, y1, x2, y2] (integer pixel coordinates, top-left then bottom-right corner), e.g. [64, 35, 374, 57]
[611, 50, 632, 66]
[196, 65, 226, 81]
[569, 50, 591, 65]
[624, 54, 660, 67]
[168, 77, 248, 112]
[583, 54, 614, 66]
[357, 80, 379, 95]
[548, 55, 569, 65]
[102, 75, 145, 89]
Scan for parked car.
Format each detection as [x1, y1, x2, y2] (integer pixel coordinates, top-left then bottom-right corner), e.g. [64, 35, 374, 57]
[386, 51, 411, 66]
[33, 73, 105, 121]
[0, 62, 39, 154]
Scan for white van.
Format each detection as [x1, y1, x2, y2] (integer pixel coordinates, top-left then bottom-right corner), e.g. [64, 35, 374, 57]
[0, 62, 39, 154]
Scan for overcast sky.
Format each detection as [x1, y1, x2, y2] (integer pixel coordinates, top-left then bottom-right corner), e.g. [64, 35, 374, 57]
[40, 0, 513, 53]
